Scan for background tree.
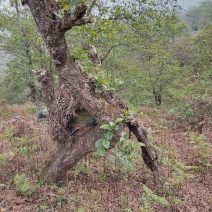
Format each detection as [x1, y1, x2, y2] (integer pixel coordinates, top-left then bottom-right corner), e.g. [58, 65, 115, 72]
[185, 0, 212, 31]
[0, 0, 51, 103]
[94, 1, 186, 106]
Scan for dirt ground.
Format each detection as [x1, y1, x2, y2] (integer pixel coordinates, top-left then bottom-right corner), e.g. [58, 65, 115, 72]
[0, 104, 211, 211]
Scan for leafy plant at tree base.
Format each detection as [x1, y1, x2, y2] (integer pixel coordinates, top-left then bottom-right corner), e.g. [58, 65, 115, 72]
[95, 118, 123, 156]
[116, 132, 145, 168]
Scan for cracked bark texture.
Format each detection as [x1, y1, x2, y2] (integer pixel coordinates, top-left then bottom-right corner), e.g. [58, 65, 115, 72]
[24, 0, 159, 184]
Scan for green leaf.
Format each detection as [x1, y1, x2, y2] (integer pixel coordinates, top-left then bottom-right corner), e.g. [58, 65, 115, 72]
[64, 4, 70, 11]
[95, 139, 104, 148]
[103, 139, 110, 149]
[135, 142, 145, 147]
[99, 79, 109, 85]
[131, 152, 141, 158]
[127, 159, 134, 168]
[94, 82, 101, 92]
[114, 125, 119, 130]
[89, 38, 94, 45]
[121, 131, 127, 138]
[115, 118, 123, 123]
[107, 33, 112, 38]
[100, 124, 110, 130]
[105, 131, 113, 140]
[109, 121, 115, 127]
[97, 147, 106, 156]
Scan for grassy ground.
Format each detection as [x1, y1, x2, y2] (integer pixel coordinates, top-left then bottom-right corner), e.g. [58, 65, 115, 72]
[0, 103, 211, 212]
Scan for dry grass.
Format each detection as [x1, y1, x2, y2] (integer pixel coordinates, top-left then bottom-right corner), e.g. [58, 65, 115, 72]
[0, 103, 211, 211]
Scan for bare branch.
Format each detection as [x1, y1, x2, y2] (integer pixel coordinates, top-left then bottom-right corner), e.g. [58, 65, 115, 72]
[102, 44, 126, 62]
[86, 0, 97, 16]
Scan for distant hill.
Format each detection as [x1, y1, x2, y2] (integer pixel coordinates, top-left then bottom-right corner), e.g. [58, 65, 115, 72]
[177, 0, 203, 10]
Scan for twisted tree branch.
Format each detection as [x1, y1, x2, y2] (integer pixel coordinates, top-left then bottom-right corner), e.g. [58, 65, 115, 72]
[59, 5, 92, 31]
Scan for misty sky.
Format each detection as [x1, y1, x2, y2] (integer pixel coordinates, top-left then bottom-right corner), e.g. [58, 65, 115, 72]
[177, 0, 203, 10]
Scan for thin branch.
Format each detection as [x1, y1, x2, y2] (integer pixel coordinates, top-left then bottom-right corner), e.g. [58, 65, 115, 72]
[102, 44, 126, 62]
[86, 0, 97, 16]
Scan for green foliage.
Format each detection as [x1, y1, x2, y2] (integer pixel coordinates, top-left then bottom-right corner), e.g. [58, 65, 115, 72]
[14, 174, 39, 196]
[59, 0, 86, 13]
[0, 2, 50, 103]
[174, 96, 212, 131]
[121, 110, 133, 122]
[2, 127, 16, 143]
[153, 141, 201, 209]
[2, 128, 38, 155]
[0, 1, 211, 209]
[78, 207, 85, 212]
[190, 24, 212, 97]
[0, 0, 210, 107]
[76, 163, 91, 175]
[142, 185, 170, 210]
[189, 133, 211, 175]
[94, 3, 186, 106]
[15, 143, 37, 156]
[0, 153, 6, 162]
[93, 70, 110, 92]
[95, 118, 123, 156]
[116, 132, 144, 168]
[185, 1, 212, 31]
[60, 0, 80, 12]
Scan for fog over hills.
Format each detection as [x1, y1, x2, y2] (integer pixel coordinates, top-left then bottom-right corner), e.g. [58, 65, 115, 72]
[177, 0, 203, 10]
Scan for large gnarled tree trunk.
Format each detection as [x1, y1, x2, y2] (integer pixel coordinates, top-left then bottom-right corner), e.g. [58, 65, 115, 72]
[23, 0, 159, 183]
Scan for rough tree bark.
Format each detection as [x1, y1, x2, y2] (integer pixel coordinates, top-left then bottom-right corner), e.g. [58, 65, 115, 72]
[23, 0, 159, 184]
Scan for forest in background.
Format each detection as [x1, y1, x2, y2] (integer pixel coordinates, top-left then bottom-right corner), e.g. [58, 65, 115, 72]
[0, 0, 211, 108]
[0, 0, 211, 107]
[0, 0, 211, 211]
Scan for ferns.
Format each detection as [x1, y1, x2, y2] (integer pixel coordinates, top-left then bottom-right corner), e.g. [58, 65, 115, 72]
[143, 185, 170, 207]
[14, 174, 40, 196]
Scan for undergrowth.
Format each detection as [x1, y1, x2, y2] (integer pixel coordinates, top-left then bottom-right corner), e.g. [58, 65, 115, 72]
[0, 103, 211, 211]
